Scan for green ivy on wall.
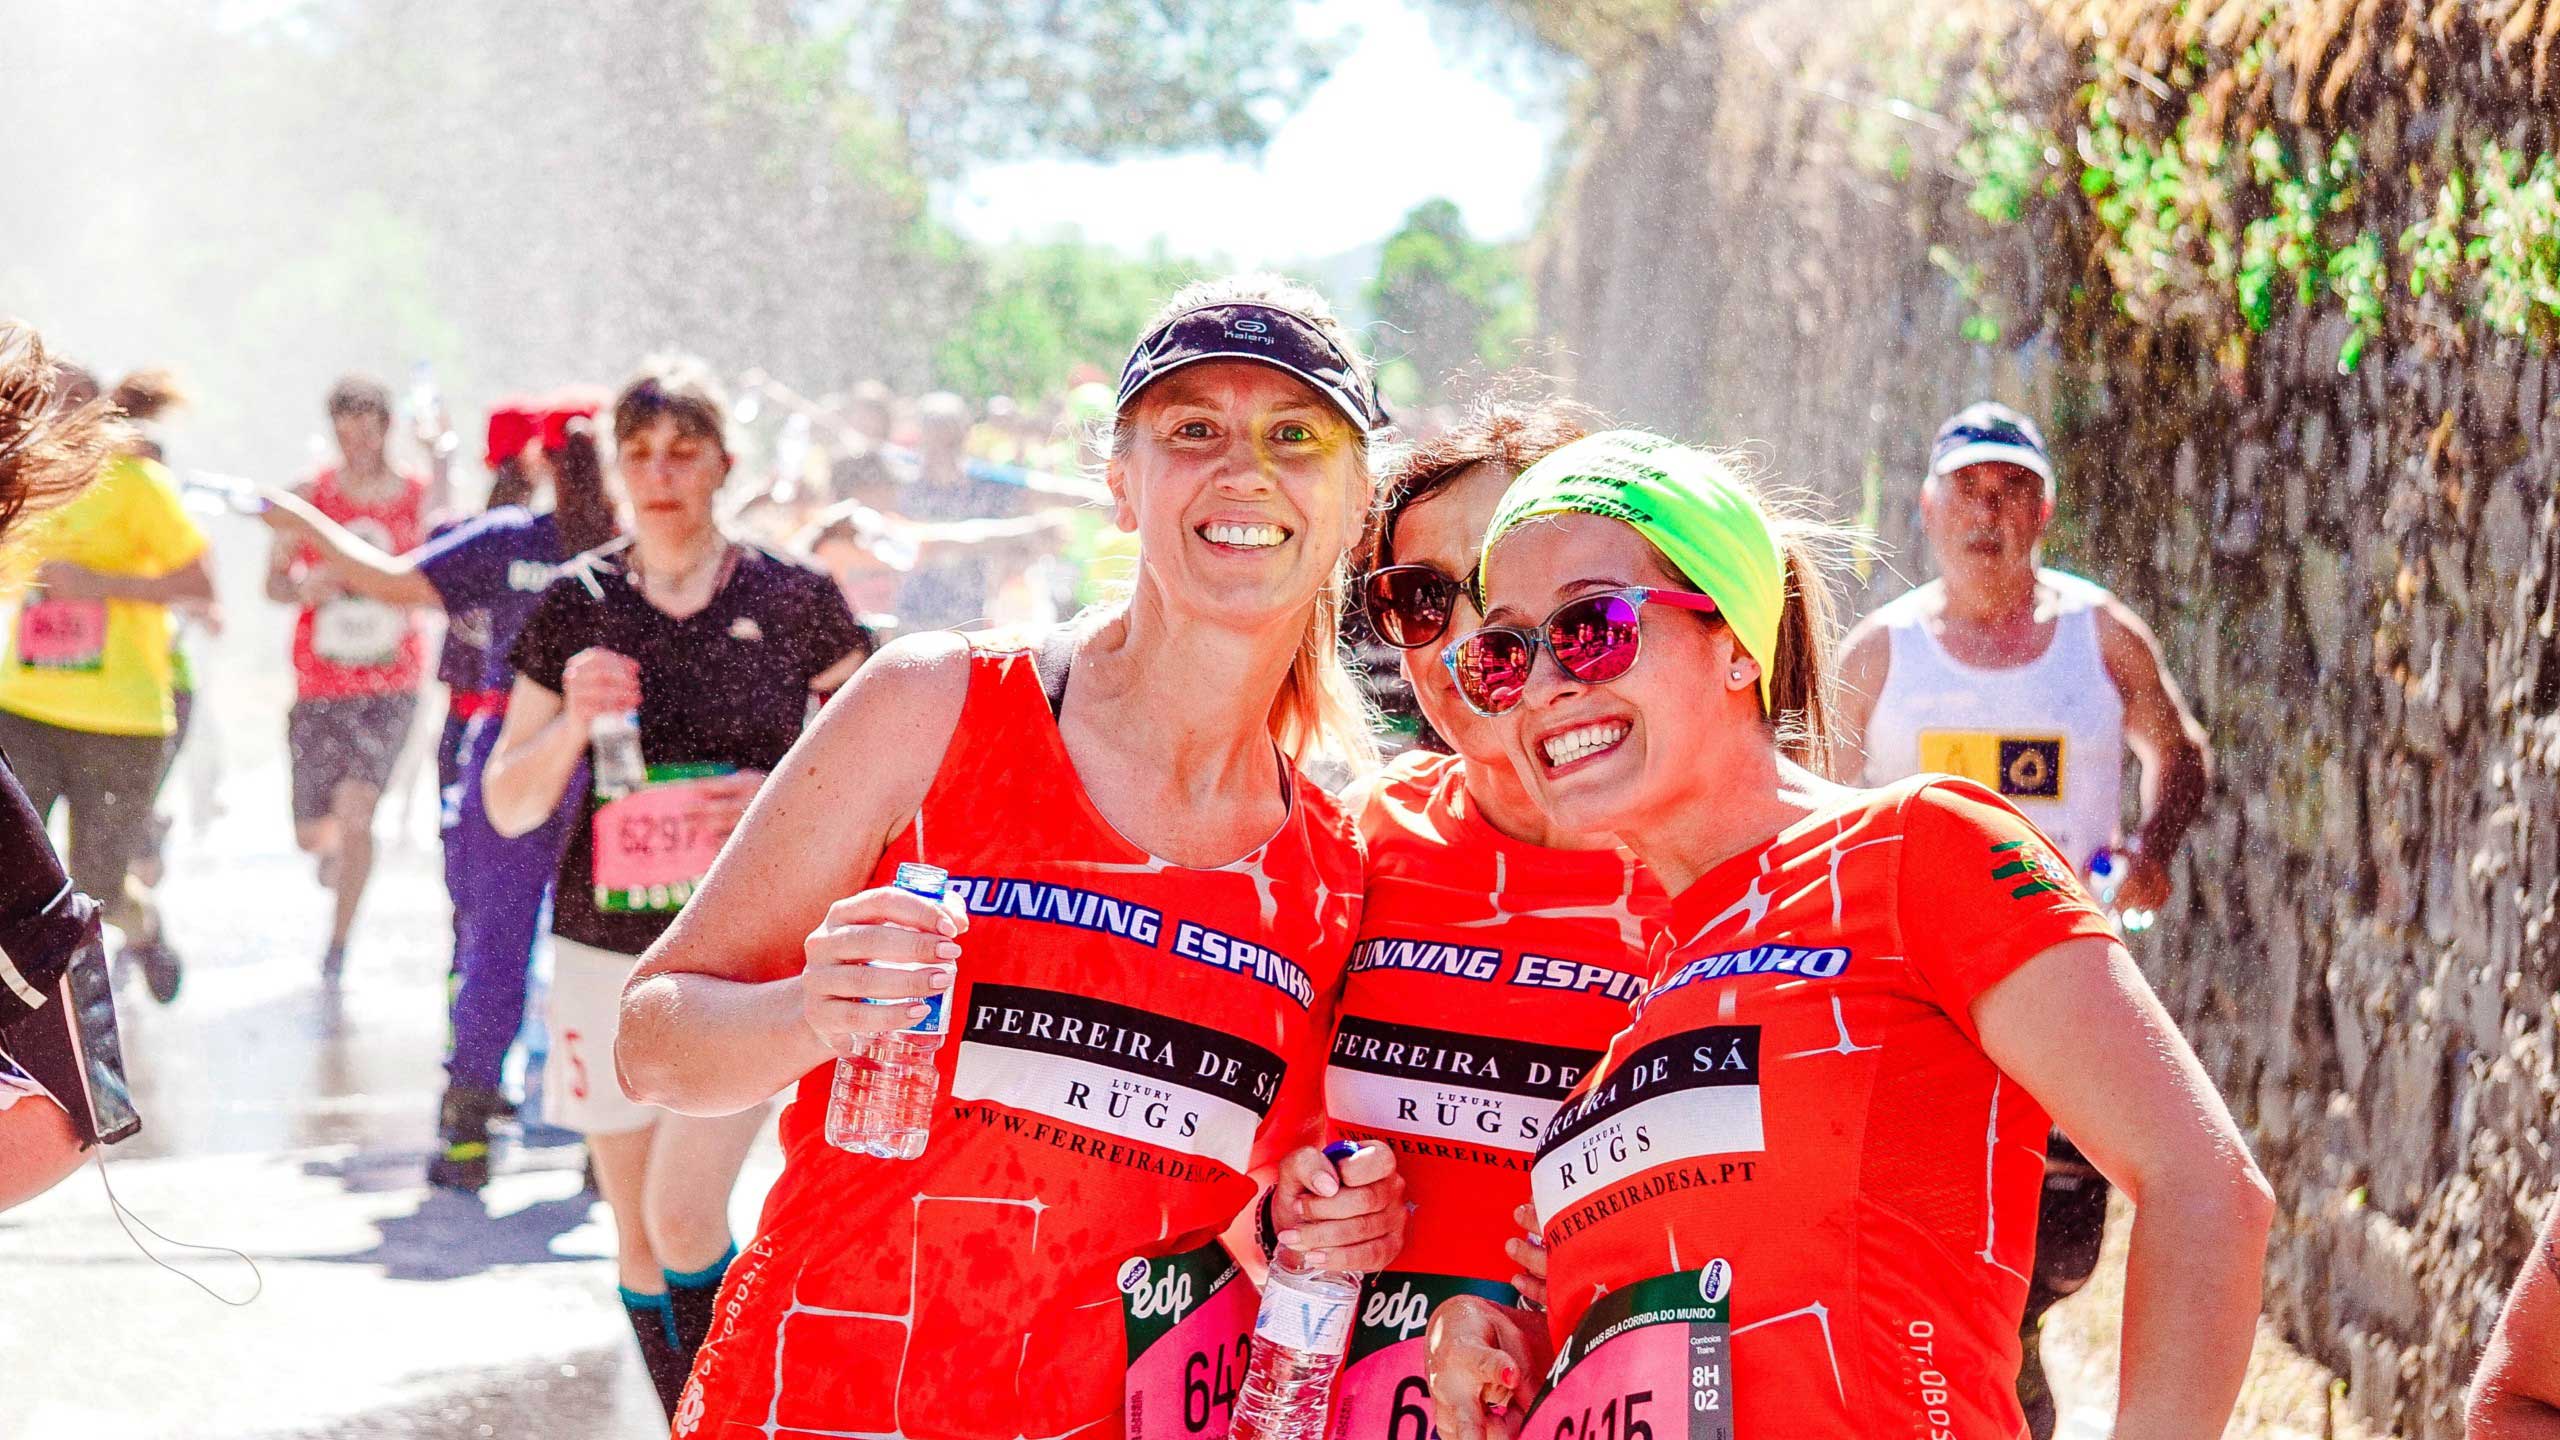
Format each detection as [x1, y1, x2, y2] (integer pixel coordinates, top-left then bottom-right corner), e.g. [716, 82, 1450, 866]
[1950, 53, 2560, 372]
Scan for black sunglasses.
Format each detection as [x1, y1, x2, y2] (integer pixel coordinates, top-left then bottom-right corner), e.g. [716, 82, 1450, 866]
[1359, 562, 1484, 650]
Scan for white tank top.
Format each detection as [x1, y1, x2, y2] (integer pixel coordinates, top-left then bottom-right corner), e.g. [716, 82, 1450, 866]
[1860, 569, 2126, 870]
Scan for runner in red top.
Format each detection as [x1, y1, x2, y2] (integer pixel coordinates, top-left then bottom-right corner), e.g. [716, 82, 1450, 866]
[263, 374, 433, 978]
[1329, 401, 1664, 1437]
[1423, 431, 2273, 1440]
[1532, 776, 2109, 1432]
[619, 275, 1412, 1440]
[285, 462, 429, 698]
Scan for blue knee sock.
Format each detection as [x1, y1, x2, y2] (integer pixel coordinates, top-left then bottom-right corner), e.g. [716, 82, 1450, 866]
[618, 1287, 686, 1416]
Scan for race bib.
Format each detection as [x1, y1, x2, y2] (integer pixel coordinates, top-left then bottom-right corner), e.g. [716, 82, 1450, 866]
[311, 596, 409, 666]
[15, 597, 107, 672]
[1118, 1240, 1257, 1440]
[1331, 1272, 1515, 1440]
[591, 763, 738, 913]
[1917, 730, 2065, 801]
[1524, 1266, 1733, 1440]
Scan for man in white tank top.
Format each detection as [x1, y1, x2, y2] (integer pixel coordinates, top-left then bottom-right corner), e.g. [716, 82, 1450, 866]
[1835, 402, 2213, 1440]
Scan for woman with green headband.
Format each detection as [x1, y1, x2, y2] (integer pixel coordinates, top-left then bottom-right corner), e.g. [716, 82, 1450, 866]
[1421, 430, 2272, 1439]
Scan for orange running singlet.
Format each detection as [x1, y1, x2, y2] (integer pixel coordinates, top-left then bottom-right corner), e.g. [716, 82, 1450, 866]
[680, 634, 1364, 1440]
[1325, 751, 1663, 1437]
[1524, 778, 2113, 1440]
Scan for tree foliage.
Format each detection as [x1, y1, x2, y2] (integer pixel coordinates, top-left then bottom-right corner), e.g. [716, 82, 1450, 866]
[0, 0, 1317, 466]
[1367, 198, 1530, 405]
[869, 0, 1349, 175]
[936, 238, 1201, 401]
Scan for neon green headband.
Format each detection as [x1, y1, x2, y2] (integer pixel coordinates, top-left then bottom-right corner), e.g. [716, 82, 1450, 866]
[1481, 429, 1784, 709]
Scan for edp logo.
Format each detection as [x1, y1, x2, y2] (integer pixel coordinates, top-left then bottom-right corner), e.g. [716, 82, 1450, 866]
[1360, 1280, 1432, 1340]
[1122, 1259, 1197, 1321]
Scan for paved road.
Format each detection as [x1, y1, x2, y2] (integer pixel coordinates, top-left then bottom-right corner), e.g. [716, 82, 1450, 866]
[0, 758, 777, 1440]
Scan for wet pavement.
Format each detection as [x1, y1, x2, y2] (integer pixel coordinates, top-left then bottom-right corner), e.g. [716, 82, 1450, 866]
[0, 757, 778, 1440]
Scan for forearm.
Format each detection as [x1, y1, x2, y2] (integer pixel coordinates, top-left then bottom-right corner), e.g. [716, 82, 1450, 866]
[482, 718, 585, 837]
[83, 569, 211, 604]
[2132, 744, 2209, 856]
[2112, 1180, 2271, 1439]
[616, 969, 830, 1116]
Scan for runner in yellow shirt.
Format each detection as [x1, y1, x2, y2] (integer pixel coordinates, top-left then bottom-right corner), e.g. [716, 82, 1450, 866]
[0, 424, 214, 1003]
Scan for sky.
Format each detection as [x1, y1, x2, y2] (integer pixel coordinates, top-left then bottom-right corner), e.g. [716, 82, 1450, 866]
[942, 0, 1560, 268]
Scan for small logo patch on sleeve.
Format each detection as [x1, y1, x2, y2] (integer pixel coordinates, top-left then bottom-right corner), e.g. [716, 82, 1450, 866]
[1990, 839, 2065, 899]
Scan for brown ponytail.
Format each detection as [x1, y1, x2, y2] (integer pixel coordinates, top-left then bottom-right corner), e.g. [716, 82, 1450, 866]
[549, 424, 620, 557]
[1766, 523, 1843, 776]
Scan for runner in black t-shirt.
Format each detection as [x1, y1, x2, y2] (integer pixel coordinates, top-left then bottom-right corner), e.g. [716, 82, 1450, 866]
[481, 357, 869, 1414]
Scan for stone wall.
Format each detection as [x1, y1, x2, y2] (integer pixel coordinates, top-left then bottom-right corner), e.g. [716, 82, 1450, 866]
[1532, 1, 2560, 1433]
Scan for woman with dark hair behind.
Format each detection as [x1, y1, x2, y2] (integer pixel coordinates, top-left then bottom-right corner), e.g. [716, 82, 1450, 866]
[261, 386, 621, 1193]
[0, 318, 145, 1213]
[1321, 395, 1669, 1432]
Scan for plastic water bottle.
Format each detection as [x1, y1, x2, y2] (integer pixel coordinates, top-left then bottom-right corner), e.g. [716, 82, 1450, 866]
[2086, 847, 2155, 934]
[589, 710, 646, 798]
[407, 360, 457, 459]
[826, 862, 955, 1159]
[1231, 1142, 1364, 1440]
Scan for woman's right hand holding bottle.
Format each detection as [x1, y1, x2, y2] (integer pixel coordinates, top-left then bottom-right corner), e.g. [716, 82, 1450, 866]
[799, 884, 966, 1055]
[560, 647, 642, 727]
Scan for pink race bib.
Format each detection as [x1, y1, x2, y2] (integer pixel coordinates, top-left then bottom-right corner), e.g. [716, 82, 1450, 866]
[1119, 1241, 1258, 1439]
[1328, 1274, 1515, 1440]
[1521, 1266, 1732, 1440]
[15, 598, 107, 672]
[591, 772, 735, 913]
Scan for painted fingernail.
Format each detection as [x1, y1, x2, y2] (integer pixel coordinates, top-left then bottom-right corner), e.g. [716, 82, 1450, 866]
[1499, 1364, 1518, 1388]
[1487, 1401, 1508, 1418]
[1323, 1140, 1360, 1163]
[935, 942, 962, 959]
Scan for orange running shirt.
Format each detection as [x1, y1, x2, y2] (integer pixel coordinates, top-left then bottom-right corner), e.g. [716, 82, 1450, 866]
[682, 634, 1364, 1440]
[1325, 751, 1663, 1438]
[1526, 778, 2114, 1439]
